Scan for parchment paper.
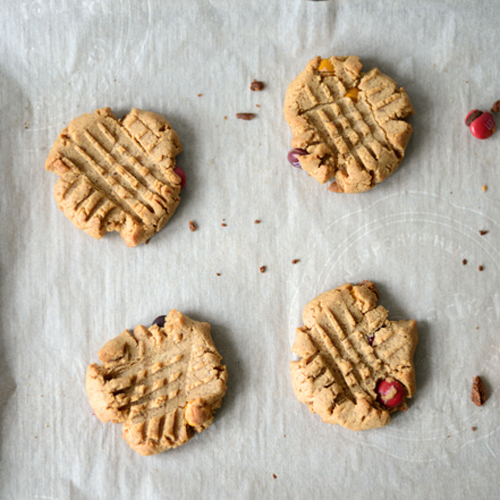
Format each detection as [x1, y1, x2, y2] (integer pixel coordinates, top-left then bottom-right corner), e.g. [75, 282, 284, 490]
[1, 1, 500, 499]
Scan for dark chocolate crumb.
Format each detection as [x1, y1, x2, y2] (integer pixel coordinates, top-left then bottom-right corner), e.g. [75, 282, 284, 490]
[250, 80, 265, 91]
[254, 219, 261, 224]
[479, 230, 489, 235]
[221, 223, 227, 227]
[259, 266, 266, 273]
[272, 474, 277, 479]
[292, 259, 300, 265]
[462, 259, 467, 265]
[472, 427, 477, 431]
[478, 265, 484, 271]
[189, 221, 197, 232]
[216, 273, 221, 276]
[471, 375, 487, 406]
[236, 113, 255, 120]
[491, 100, 500, 113]
[145, 238, 150, 245]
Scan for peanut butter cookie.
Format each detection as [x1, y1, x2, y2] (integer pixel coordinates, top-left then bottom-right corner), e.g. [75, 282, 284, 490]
[284, 56, 414, 193]
[46, 107, 183, 246]
[290, 281, 418, 430]
[86, 310, 228, 455]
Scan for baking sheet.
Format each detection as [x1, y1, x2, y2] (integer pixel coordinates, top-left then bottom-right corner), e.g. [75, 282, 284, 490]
[1, 1, 500, 498]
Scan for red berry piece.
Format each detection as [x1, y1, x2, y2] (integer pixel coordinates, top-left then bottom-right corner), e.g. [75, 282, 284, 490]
[465, 110, 496, 139]
[376, 379, 405, 408]
[287, 148, 308, 168]
[174, 167, 186, 189]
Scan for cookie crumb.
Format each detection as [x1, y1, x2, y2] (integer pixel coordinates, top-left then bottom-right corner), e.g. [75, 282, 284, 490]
[259, 266, 266, 273]
[479, 230, 489, 235]
[472, 427, 477, 431]
[471, 375, 487, 406]
[189, 221, 197, 232]
[482, 185, 487, 192]
[250, 80, 265, 91]
[256, 104, 260, 108]
[216, 273, 221, 276]
[478, 265, 484, 271]
[197, 93, 203, 97]
[272, 474, 277, 479]
[292, 259, 300, 264]
[447, 435, 450, 438]
[462, 259, 467, 265]
[221, 223, 227, 227]
[491, 100, 500, 113]
[223, 116, 227, 120]
[476, 326, 479, 330]
[236, 113, 255, 120]
[254, 219, 261, 224]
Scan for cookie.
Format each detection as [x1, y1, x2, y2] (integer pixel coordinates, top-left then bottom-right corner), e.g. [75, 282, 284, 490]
[284, 56, 414, 193]
[290, 281, 418, 431]
[86, 310, 228, 455]
[46, 107, 183, 246]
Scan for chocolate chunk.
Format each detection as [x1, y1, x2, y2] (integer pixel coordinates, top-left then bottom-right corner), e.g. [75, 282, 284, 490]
[491, 100, 500, 113]
[236, 113, 256, 120]
[152, 315, 166, 328]
[479, 230, 489, 235]
[292, 259, 300, 264]
[471, 376, 487, 406]
[189, 221, 197, 232]
[250, 80, 265, 91]
[462, 259, 467, 265]
[259, 266, 266, 273]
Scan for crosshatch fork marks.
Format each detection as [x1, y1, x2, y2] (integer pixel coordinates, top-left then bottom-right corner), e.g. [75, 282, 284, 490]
[290, 282, 418, 431]
[86, 310, 228, 455]
[46, 107, 183, 246]
[284, 56, 414, 193]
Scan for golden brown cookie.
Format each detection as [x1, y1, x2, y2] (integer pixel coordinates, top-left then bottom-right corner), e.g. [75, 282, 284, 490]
[86, 310, 228, 455]
[290, 281, 418, 431]
[46, 107, 183, 246]
[284, 56, 414, 193]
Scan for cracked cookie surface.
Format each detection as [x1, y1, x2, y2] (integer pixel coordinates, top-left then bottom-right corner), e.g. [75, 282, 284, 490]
[290, 281, 418, 431]
[86, 310, 228, 455]
[46, 107, 182, 246]
[284, 56, 414, 193]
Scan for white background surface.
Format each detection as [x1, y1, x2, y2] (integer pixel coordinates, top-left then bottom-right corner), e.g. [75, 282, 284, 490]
[1, 1, 500, 499]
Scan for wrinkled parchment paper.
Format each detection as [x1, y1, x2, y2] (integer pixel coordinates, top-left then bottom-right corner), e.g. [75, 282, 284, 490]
[1, 1, 500, 498]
